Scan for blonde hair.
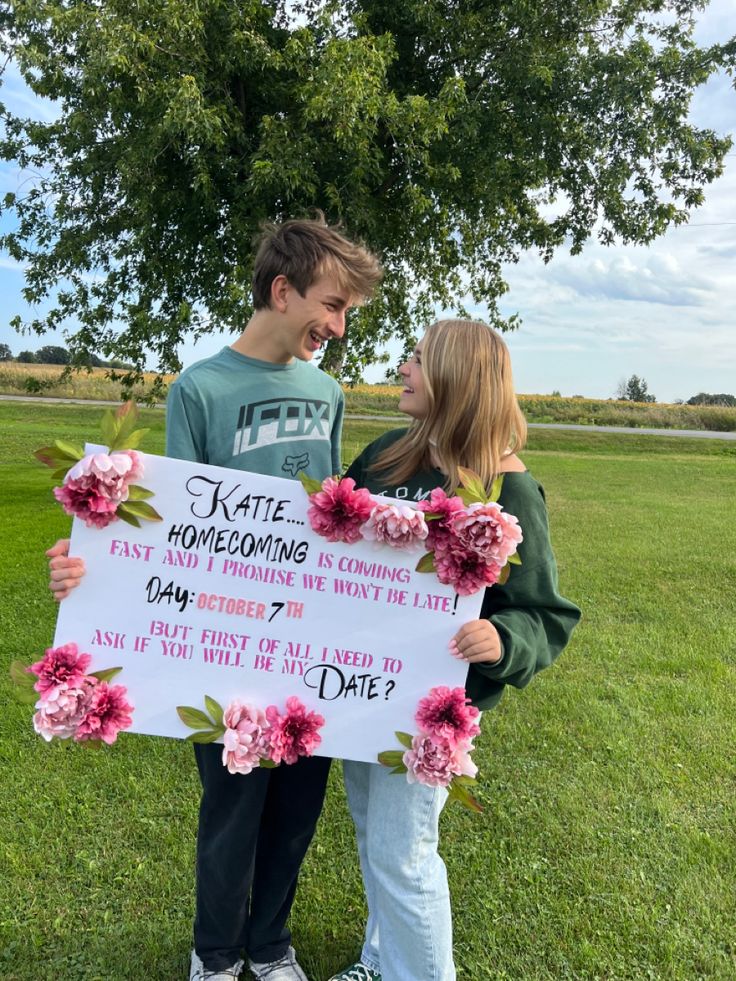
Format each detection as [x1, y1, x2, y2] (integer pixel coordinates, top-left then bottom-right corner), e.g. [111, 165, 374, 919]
[372, 319, 527, 494]
[252, 214, 382, 309]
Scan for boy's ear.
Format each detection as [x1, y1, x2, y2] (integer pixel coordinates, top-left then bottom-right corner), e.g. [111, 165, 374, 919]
[270, 274, 290, 312]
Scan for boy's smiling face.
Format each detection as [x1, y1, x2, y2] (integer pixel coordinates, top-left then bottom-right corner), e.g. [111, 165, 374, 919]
[271, 271, 354, 363]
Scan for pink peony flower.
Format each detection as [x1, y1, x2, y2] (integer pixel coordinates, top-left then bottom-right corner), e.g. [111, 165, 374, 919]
[307, 476, 375, 544]
[417, 489, 466, 552]
[53, 450, 144, 529]
[415, 686, 481, 748]
[222, 700, 270, 775]
[360, 503, 429, 550]
[29, 642, 93, 701]
[265, 696, 325, 765]
[433, 541, 503, 596]
[403, 733, 478, 787]
[33, 680, 96, 742]
[74, 682, 133, 744]
[450, 502, 522, 566]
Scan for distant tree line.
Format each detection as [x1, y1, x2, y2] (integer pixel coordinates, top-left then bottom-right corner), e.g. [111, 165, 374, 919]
[0, 342, 133, 369]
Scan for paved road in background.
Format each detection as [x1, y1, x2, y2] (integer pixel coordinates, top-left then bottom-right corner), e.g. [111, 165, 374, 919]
[2, 394, 735, 440]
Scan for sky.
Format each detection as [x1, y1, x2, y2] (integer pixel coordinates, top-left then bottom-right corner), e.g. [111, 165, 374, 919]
[0, 3, 734, 404]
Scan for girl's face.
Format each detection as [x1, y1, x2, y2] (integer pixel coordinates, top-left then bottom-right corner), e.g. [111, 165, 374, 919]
[398, 337, 429, 419]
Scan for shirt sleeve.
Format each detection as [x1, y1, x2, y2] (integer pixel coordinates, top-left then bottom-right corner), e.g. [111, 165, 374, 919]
[331, 390, 345, 476]
[165, 380, 207, 463]
[468, 478, 581, 695]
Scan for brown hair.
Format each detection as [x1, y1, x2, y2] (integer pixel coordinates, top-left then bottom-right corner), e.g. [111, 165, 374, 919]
[372, 319, 527, 494]
[252, 214, 382, 309]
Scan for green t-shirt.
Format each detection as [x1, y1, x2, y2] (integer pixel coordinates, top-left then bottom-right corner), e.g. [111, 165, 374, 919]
[166, 346, 344, 482]
[346, 429, 581, 711]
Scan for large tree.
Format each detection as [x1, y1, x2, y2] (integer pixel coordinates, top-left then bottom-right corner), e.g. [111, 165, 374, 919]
[1, 1, 733, 384]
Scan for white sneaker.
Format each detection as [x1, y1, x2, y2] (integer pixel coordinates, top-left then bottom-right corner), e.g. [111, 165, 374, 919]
[190, 948, 244, 980]
[248, 946, 308, 980]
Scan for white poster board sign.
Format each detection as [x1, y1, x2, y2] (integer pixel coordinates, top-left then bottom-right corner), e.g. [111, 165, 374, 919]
[53, 452, 483, 763]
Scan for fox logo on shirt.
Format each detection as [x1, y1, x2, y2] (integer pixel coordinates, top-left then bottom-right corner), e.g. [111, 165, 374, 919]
[233, 398, 331, 457]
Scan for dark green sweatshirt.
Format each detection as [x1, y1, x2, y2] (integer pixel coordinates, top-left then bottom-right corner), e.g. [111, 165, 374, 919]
[345, 429, 581, 712]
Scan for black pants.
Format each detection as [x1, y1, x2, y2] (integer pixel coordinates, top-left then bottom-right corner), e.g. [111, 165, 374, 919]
[193, 743, 332, 970]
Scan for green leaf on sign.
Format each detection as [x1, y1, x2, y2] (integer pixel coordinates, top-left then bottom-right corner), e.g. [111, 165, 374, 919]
[415, 552, 436, 574]
[177, 706, 213, 730]
[204, 695, 224, 727]
[126, 484, 154, 500]
[13, 687, 40, 705]
[9, 660, 36, 690]
[259, 758, 279, 768]
[507, 551, 522, 565]
[185, 729, 222, 743]
[488, 474, 504, 503]
[100, 408, 118, 449]
[457, 467, 487, 503]
[298, 471, 324, 495]
[114, 428, 149, 451]
[51, 466, 72, 481]
[89, 667, 122, 683]
[390, 764, 408, 775]
[119, 500, 162, 521]
[497, 564, 511, 585]
[116, 505, 141, 528]
[54, 438, 85, 461]
[448, 779, 483, 812]
[377, 750, 405, 768]
[395, 730, 413, 750]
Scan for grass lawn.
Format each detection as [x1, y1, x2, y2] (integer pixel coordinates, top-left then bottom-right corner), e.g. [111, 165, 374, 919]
[1, 401, 734, 980]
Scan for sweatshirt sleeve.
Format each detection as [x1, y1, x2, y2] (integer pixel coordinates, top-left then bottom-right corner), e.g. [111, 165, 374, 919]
[165, 379, 207, 463]
[467, 476, 580, 699]
[331, 390, 345, 476]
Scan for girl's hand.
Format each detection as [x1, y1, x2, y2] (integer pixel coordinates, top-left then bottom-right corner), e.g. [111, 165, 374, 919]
[449, 619, 503, 665]
[47, 538, 86, 601]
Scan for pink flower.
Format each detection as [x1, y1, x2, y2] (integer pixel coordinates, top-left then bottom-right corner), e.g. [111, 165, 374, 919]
[33, 681, 96, 741]
[265, 696, 325, 765]
[403, 733, 478, 787]
[415, 686, 481, 748]
[29, 642, 93, 701]
[360, 503, 429, 550]
[53, 450, 144, 529]
[450, 502, 522, 566]
[307, 477, 375, 544]
[433, 542, 503, 596]
[222, 701, 270, 775]
[418, 489, 465, 552]
[75, 682, 134, 744]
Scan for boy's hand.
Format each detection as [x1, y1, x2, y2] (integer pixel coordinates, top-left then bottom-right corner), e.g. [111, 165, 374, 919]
[47, 538, 86, 601]
[449, 619, 503, 665]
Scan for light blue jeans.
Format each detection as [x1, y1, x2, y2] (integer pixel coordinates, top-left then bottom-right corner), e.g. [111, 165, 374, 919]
[342, 760, 456, 981]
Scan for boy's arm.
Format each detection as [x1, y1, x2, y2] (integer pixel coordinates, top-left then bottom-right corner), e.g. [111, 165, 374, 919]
[165, 379, 206, 462]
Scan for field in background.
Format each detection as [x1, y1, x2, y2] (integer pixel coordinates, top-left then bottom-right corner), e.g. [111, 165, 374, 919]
[1, 401, 735, 980]
[1, 362, 735, 432]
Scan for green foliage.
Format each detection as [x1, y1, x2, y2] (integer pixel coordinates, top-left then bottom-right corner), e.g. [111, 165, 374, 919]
[1, 2, 734, 382]
[35, 344, 71, 365]
[0, 342, 12, 361]
[616, 373, 656, 403]
[687, 392, 736, 407]
[16, 349, 36, 363]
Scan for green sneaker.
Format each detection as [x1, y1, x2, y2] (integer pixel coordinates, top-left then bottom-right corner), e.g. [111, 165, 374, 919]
[327, 964, 381, 981]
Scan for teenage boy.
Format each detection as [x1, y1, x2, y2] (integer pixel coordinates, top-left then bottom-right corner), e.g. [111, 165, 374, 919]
[47, 216, 382, 981]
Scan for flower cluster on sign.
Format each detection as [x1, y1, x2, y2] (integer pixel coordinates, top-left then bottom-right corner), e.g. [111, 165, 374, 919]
[301, 467, 522, 596]
[11, 643, 133, 745]
[35, 401, 162, 528]
[378, 686, 482, 811]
